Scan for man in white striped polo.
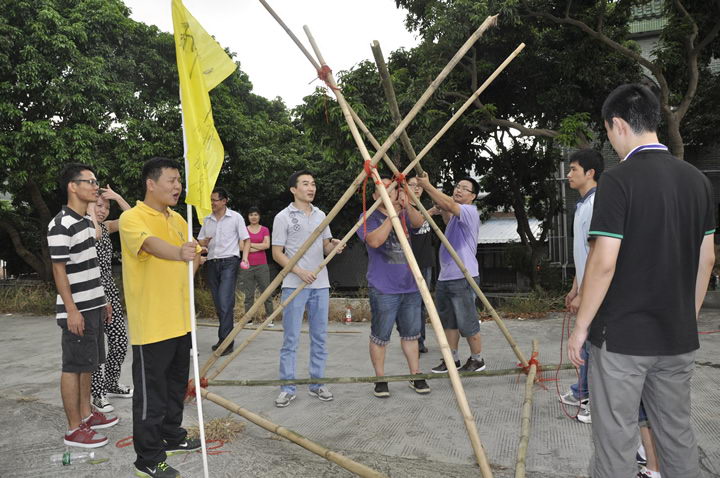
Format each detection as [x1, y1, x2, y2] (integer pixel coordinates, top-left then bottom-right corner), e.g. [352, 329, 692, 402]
[48, 163, 118, 449]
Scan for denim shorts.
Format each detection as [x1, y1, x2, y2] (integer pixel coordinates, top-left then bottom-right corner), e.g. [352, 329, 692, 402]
[435, 276, 481, 337]
[368, 287, 421, 346]
[57, 307, 105, 373]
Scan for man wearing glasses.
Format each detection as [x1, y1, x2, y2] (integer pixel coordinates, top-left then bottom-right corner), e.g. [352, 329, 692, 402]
[198, 187, 250, 357]
[415, 175, 486, 373]
[48, 164, 118, 449]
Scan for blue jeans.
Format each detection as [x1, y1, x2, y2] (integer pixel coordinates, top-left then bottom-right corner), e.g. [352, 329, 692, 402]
[435, 276, 481, 337]
[279, 287, 329, 394]
[206, 257, 239, 345]
[570, 340, 590, 399]
[369, 287, 421, 346]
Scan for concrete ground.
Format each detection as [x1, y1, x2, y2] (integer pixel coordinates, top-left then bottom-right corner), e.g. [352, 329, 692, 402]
[1, 309, 719, 478]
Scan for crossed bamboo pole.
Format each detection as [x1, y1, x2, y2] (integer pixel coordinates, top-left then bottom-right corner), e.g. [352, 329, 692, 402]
[206, 35, 520, 378]
[356, 41, 529, 368]
[199, 5, 499, 379]
[303, 26, 493, 475]
[515, 340, 539, 478]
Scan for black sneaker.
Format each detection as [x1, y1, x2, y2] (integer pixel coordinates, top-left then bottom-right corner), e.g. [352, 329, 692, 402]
[165, 437, 201, 455]
[211, 342, 220, 351]
[219, 345, 234, 357]
[409, 378, 431, 394]
[134, 461, 180, 478]
[459, 357, 486, 372]
[418, 343, 428, 354]
[431, 359, 461, 373]
[373, 382, 390, 398]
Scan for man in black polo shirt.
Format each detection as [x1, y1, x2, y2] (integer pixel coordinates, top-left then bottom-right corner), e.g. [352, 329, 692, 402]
[568, 84, 716, 477]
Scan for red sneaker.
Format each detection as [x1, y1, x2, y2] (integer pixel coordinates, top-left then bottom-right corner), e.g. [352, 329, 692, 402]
[84, 410, 119, 430]
[64, 422, 108, 448]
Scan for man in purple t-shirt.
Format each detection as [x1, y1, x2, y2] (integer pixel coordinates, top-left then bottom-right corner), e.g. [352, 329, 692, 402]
[357, 178, 430, 398]
[416, 174, 485, 373]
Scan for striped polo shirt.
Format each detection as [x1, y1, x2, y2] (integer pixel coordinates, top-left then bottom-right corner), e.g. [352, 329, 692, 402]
[47, 206, 106, 318]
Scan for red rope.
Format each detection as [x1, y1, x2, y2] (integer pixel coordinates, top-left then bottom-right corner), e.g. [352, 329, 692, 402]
[185, 377, 209, 400]
[316, 65, 340, 91]
[553, 311, 582, 419]
[392, 172, 410, 237]
[699, 329, 720, 335]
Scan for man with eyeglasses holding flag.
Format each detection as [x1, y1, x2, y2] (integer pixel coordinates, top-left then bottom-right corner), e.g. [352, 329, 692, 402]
[415, 175, 487, 374]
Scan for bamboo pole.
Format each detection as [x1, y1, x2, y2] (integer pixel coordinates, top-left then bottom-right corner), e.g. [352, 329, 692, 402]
[208, 363, 572, 387]
[200, 388, 387, 478]
[515, 340, 539, 478]
[207, 40, 526, 382]
[370, 40, 423, 175]
[348, 91, 528, 369]
[304, 27, 493, 477]
[362, 43, 529, 367]
[200, 5, 499, 378]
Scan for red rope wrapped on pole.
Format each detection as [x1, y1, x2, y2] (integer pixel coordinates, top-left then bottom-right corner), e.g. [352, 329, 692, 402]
[185, 377, 209, 400]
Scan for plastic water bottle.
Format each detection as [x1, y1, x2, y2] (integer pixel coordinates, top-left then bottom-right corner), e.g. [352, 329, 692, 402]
[344, 306, 352, 324]
[50, 451, 95, 465]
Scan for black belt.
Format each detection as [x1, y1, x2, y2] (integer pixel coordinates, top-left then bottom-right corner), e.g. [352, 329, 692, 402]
[207, 256, 239, 262]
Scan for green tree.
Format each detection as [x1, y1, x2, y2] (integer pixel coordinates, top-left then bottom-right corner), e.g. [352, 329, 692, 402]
[0, 0, 308, 279]
[509, 0, 720, 160]
[0, 0, 182, 279]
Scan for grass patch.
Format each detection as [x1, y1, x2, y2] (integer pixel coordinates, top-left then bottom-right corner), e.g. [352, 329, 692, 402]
[487, 291, 564, 319]
[0, 283, 56, 315]
[186, 416, 245, 442]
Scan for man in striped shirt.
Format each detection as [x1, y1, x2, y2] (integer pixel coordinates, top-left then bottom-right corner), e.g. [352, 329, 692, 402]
[48, 163, 118, 449]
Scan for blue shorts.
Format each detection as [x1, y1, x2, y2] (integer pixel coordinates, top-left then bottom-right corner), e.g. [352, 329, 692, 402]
[435, 276, 481, 337]
[368, 287, 421, 346]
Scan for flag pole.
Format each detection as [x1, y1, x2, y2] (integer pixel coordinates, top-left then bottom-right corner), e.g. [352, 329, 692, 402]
[181, 105, 210, 478]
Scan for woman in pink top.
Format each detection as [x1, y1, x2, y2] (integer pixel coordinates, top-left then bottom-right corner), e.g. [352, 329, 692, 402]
[242, 207, 275, 325]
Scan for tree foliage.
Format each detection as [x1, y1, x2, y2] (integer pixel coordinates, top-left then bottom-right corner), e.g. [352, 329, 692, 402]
[0, 0, 307, 279]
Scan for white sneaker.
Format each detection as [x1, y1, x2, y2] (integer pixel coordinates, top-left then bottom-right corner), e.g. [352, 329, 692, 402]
[268, 321, 275, 327]
[308, 386, 333, 401]
[92, 395, 114, 413]
[577, 402, 592, 424]
[275, 391, 296, 408]
[106, 384, 133, 399]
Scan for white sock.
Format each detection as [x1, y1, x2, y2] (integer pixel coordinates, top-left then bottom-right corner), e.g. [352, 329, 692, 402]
[82, 414, 92, 422]
[641, 466, 661, 478]
[451, 349, 460, 362]
[66, 426, 79, 434]
[471, 353, 483, 361]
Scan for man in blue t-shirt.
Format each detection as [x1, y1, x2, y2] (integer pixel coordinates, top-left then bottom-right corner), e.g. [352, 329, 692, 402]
[357, 177, 429, 398]
[416, 174, 485, 373]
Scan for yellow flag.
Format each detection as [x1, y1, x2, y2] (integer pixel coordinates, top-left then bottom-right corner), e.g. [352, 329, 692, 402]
[172, 0, 236, 222]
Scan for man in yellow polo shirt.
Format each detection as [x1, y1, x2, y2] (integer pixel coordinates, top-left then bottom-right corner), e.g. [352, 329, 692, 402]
[119, 157, 202, 478]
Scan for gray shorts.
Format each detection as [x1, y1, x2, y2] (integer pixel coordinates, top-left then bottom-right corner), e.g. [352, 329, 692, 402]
[435, 276, 481, 337]
[57, 307, 106, 373]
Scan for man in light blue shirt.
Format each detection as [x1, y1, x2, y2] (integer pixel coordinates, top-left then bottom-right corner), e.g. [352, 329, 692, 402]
[272, 170, 343, 408]
[198, 187, 250, 356]
[560, 149, 603, 423]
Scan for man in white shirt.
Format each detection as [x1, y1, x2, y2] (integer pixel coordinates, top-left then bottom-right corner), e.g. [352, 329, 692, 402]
[559, 148, 603, 424]
[198, 187, 250, 356]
